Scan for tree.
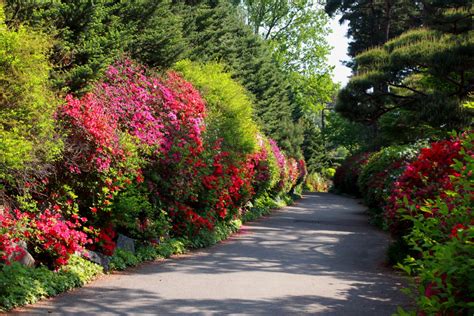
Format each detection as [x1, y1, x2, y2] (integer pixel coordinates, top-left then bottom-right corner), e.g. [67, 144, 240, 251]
[240, 0, 331, 74]
[180, 1, 304, 156]
[336, 6, 474, 131]
[325, 0, 422, 59]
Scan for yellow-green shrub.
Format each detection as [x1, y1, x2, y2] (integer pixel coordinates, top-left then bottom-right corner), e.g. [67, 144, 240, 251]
[173, 60, 259, 158]
[0, 6, 61, 182]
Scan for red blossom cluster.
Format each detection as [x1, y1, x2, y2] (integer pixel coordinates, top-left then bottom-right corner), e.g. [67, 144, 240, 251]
[0, 210, 28, 263]
[384, 136, 468, 239]
[0, 208, 90, 268]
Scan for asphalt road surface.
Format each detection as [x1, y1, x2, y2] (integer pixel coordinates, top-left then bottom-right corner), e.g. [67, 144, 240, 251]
[11, 192, 410, 315]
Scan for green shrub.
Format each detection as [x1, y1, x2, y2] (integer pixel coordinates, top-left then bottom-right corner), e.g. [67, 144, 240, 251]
[305, 173, 329, 192]
[0, 7, 61, 182]
[173, 60, 259, 158]
[187, 220, 242, 249]
[0, 256, 102, 312]
[322, 167, 336, 178]
[109, 249, 140, 270]
[358, 144, 421, 208]
[156, 239, 186, 258]
[242, 192, 278, 222]
[357, 144, 422, 226]
[112, 184, 171, 241]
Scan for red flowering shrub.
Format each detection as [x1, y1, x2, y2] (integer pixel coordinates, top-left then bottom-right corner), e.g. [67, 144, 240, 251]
[0, 210, 28, 264]
[91, 225, 117, 256]
[384, 133, 472, 239]
[57, 59, 208, 243]
[2, 57, 309, 270]
[395, 131, 473, 315]
[28, 209, 91, 267]
[0, 207, 90, 268]
[333, 152, 373, 196]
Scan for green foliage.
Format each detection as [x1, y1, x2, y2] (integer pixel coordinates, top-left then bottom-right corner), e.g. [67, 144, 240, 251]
[0, 10, 61, 182]
[398, 229, 473, 315]
[187, 220, 242, 249]
[174, 60, 259, 156]
[393, 132, 474, 314]
[304, 173, 329, 192]
[0, 256, 102, 312]
[156, 239, 186, 258]
[240, 0, 331, 73]
[358, 144, 422, 208]
[113, 184, 171, 241]
[5, 0, 184, 93]
[325, 0, 422, 58]
[110, 238, 188, 271]
[109, 249, 139, 270]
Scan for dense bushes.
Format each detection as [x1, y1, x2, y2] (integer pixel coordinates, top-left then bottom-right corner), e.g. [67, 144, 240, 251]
[357, 144, 423, 225]
[0, 53, 307, 309]
[333, 131, 473, 315]
[0, 54, 306, 276]
[397, 132, 473, 315]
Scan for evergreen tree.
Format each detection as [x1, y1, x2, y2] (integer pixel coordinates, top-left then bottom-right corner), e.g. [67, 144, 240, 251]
[180, 1, 304, 156]
[325, 0, 422, 59]
[336, 3, 473, 132]
[5, 0, 184, 94]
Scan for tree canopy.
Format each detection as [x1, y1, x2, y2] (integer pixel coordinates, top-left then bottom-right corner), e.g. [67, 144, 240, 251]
[328, 0, 473, 147]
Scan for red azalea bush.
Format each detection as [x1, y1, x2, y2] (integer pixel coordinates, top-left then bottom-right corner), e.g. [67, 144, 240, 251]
[333, 152, 373, 196]
[0, 210, 29, 264]
[57, 59, 209, 246]
[395, 131, 473, 315]
[0, 207, 90, 268]
[384, 133, 472, 240]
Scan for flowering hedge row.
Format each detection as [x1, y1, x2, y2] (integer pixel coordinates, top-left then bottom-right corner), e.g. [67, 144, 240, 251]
[334, 131, 473, 314]
[1, 59, 306, 270]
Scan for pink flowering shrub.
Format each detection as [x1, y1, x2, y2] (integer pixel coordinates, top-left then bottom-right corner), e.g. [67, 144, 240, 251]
[56, 59, 208, 244]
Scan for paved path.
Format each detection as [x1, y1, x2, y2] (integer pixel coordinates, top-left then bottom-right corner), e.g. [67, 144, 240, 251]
[12, 193, 410, 315]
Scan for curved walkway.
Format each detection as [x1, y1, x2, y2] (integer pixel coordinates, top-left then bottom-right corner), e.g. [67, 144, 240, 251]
[12, 193, 410, 315]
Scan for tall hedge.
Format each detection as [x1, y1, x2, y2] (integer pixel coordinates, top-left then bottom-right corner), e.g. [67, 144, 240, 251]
[173, 60, 259, 157]
[0, 6, 61, 185]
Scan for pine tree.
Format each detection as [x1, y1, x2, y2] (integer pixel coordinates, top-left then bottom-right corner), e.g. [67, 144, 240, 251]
[336, 3, 473, 131]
